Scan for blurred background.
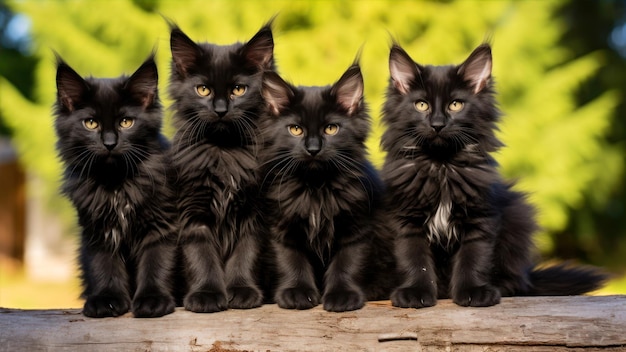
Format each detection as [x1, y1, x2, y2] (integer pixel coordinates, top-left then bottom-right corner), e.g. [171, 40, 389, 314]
[1, 0, 625, 308]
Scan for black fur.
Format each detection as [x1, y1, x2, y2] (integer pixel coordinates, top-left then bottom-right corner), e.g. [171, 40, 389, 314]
[259, 62, 397, 312]
[168, 22, 274, 312]
[381, 43, 607, 308]
[54, 55, 177, 318]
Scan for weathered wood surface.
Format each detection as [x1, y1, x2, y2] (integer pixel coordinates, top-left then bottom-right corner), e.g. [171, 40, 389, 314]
[1, 296, 625, 351]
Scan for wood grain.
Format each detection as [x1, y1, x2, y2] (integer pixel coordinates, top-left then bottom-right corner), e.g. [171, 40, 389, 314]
[1, 296, 624, 351]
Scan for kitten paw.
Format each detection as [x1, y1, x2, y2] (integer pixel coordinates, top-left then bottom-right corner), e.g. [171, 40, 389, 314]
[453, 285, 501, 307]
[184, 290, 228, 313]
[276, 287, 320, 310]
[228, 286, 263, 309]
[83, 294, 130, 318]
[391, 287, 437, 309]
[132, 293, 175, 318]
[323, 289, 365, 312]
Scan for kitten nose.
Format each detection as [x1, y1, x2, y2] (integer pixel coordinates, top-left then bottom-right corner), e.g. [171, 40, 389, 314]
[103, 132, 117, 151]
[431, 122, 445, 133]
[307, 146, 320, 156]
[305, 137, 321, 156]
[214, 99, 228, 118]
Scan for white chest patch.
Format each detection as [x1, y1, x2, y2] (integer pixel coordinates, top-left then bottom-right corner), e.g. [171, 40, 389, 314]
[426, 201, 457, 245]
[105, 190, 131, 250]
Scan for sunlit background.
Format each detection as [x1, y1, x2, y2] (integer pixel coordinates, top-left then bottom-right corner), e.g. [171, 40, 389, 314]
[1, 0, 626, 309]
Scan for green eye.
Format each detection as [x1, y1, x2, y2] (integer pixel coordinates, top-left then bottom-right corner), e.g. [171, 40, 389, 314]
[288, 125, 304, 136]
[83, 119, 99, 130]
[449, 100, 464, 112]
[196, 85, 211, 97]
[232, 85, 247, 97]
[415, 100, 429, 112]
[324, 124, 339, 136]
[119, 117, 134, 129]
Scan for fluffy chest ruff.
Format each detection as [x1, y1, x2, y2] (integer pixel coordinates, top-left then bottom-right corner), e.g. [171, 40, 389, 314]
[268, 174, 372, 258]
[69, 181, 143, 251]
[386, 154, 498, 247]
[173, 142, 259, 228]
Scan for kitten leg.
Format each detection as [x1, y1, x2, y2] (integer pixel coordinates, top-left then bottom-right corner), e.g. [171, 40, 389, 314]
[450, 225, 501, 307]
[180, 224, 228, 313]
[323, 241, 367, 312]
[132, 233, 176, 318]
[80, 242, 131, 318]
[390, 232, 438, 308]
[224, 227, 263, 309]
[273, 240, 320, 310]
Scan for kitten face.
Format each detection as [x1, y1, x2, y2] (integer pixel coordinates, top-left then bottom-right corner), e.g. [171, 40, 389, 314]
[169, 23, 274, 143]
[54, 56, 162, 171]
[384, 44, 497, 156]
[261, 64, 369, 170]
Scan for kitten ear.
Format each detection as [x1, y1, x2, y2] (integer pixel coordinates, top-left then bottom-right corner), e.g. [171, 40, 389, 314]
[389, 44, 420, 95]
[242, 21, 275, 70]
[331, 63, 363, 116]
[262, 71, 293, 116]
[55, 55, 88, 113]
[170, 25, 201, 77]
[458, 44, 492, 94]
[126, 55, 159, 109]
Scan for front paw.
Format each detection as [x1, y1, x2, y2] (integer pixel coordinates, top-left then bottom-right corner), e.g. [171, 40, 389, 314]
[453, 285, 501, 307]
[184, 290, 228, 313]
[276, 287, 320, 310]
[228, 286, 263, 309]
[323, 288, 365, 312]
[391, 286, 437, 309]
[83, 294, 130, 318]
[132, 293, 175, 318]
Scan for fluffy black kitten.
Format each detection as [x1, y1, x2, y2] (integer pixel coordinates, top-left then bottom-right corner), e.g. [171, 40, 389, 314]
[381, 43, 607, 308]
[168, 22, 274, 312]
[259, 62, 397, 312]
[54, 55, 177, 318]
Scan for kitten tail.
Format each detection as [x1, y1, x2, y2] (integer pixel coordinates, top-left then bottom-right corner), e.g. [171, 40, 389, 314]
[525, 262, 609, 296]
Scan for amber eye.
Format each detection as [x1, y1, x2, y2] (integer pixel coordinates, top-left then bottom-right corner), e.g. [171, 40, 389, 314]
[415, 100, 430, 112]
[288, 125, 304, 136]
[232, 85, 247, 97]
[324, 124, 339, 136]
[196, 85, 211, 97]
[449, 100, 464, 112]
[83, 118, 99, 130]
[119, 117, 134, 129]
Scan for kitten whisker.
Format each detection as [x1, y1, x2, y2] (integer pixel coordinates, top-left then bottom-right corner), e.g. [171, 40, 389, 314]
[332, 153, 374, 208]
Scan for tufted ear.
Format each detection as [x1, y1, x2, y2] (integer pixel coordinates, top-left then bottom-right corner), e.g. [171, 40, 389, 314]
[331, 63, 363, 116]
[55, 55, 88, 113]
[262, 71, 293, 116]
[126, 55, 159, 109]
[458, 43, 492, 94]
[170, 24, 201, 77]
[389, 44, 420, 95]
[242, 20, 275, 70]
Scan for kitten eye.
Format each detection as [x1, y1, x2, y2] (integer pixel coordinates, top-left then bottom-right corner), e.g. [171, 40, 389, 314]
[288, 125, 304, 137]
[232, 85, 247, 97]
[324, 124, 339, 136]
[83, 119, 99, 130]
[449, 100, 464, 112]
[415, 100, 430, 112]
[119, 117, 134, 129]
[196, 85, 211, 97]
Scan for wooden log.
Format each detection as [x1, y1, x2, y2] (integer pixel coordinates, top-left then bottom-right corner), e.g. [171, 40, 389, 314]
[1, 296, 625, 351]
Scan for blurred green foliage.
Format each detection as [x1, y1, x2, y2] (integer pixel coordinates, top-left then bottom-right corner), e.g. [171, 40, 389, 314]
[0, 0, 622, 267]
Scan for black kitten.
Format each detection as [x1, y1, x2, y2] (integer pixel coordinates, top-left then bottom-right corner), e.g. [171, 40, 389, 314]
[381, 43, 607, 308]
[168, 22, 274, 312]
[54, 55, 177, 318]
[259, 62, 397, 312]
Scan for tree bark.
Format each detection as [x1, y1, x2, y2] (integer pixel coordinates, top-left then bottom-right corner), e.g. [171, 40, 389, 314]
[1, 296, 624, 351]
